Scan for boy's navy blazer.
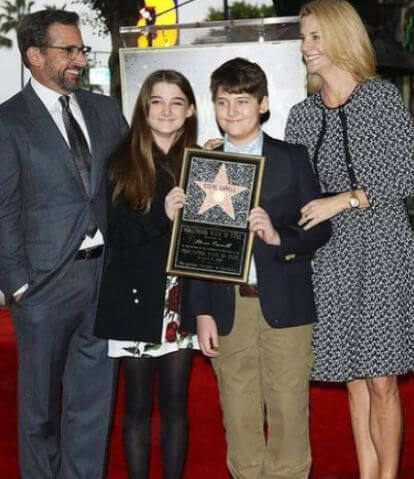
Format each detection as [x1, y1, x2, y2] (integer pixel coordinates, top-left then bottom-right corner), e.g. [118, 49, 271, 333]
[180, 133, 331, 335]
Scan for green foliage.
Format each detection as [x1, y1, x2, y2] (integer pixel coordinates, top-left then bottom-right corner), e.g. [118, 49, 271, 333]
[403, 5, 414, 51]
[0, 0, 35, 50]
[0, 0, 63, 50]
[71, 0, 144, 100]
[0, 0, 35, 88]
[0, 0, 63, 88]
[72, 0, 142, 35]
[0, 34, 12, 48]
[206, 1, 276, 21]
[43, 3, 67, 9]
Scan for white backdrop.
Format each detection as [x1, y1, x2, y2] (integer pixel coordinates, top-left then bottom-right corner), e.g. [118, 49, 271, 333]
[120, 40, 306, 142]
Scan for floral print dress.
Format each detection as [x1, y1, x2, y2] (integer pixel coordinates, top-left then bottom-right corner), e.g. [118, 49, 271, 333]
[108, 276, 199, 358]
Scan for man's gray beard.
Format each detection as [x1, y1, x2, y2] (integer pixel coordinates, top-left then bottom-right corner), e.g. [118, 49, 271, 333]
[62, 68, 83, 92]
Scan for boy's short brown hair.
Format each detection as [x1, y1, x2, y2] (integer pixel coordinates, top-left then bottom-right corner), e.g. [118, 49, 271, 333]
[210, 57, 268, 102]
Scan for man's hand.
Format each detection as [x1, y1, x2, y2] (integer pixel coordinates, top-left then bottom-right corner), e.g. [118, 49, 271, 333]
[13, 284, 28, 304]
[165, 186, 186, 221]
[249, 207, 281, 245]
[197, 315, 219, 357]
[13, 292, 24, 304]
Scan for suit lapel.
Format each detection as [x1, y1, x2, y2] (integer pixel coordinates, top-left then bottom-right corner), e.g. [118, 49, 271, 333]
[22, 83, 85, 193]
[76, 91, 103, 196]
[261, 133, 275, 202]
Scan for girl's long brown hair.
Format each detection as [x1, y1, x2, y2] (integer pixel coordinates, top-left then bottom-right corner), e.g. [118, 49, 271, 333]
[110, 70, 198, 210]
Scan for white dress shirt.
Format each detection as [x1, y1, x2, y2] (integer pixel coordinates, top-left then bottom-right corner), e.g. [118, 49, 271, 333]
[224, 131, 264, 285]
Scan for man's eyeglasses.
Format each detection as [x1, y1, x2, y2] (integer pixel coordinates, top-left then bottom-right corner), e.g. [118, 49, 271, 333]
[45, 45, 92, 60]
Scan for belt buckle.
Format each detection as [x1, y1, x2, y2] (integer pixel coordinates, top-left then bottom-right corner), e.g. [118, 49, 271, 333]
[84, 247, 92, 259]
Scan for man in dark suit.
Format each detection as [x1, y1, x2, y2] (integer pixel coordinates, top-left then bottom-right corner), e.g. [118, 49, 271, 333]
[180, 58, 331, 479]
[0, 10, 128, 478]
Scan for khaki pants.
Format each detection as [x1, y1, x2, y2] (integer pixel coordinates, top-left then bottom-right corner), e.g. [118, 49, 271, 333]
[212, 291, 313, 479]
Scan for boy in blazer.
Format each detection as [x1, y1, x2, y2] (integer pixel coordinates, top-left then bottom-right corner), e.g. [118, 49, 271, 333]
[180, 58, 331, 479]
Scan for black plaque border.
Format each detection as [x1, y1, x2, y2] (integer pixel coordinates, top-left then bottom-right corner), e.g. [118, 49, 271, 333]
[166, 148, 265, 283]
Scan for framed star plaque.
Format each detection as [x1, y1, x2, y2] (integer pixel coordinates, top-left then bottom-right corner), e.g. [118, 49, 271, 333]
[166, 148, 265, 283]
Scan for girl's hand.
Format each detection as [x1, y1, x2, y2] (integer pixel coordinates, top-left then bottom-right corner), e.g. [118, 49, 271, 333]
[165, 186, 186, 221]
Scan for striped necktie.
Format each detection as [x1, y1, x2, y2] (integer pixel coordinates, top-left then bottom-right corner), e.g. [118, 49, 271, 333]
[59, 95, 97, 237]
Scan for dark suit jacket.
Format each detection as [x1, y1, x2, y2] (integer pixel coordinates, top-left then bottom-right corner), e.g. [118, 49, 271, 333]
[181, 133, 331, 335]
[94, 164, 175, 343]
[0, 82, 128, 302]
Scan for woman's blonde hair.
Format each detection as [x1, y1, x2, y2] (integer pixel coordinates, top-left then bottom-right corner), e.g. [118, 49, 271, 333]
[300, 0, 377, 93]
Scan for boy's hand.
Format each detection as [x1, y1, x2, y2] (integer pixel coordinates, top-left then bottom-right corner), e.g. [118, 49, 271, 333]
[165, 186, 186, 221]
[249, 207, 281, 245]
[197, 315, 219, 357]
[203, 138, 224, 150]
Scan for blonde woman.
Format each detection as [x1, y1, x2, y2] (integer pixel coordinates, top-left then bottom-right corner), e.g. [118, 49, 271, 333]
[285, 1, 414, 478]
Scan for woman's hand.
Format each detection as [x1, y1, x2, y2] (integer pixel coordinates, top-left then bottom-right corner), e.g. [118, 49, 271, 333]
[299, 194, 349, 230]
[203, 138, 224, 150]
[197, 315, 219, 357]
[165, 186, 186, 221]
[249, 207, 281, 245]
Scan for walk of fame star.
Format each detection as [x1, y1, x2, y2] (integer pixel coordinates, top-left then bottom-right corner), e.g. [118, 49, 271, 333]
[195, 164, 247, 220]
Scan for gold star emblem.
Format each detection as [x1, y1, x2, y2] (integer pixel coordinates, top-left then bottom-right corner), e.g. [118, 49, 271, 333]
[195, 164, 247, 219]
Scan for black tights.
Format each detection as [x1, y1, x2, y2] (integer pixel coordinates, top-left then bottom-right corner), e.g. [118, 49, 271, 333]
[122, 349, 193, 479]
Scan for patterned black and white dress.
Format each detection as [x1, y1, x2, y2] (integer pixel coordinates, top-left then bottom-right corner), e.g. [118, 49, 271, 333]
[285, 79, 414, 382]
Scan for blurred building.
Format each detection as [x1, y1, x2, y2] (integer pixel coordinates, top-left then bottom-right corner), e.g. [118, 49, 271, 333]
[273, 0, 414, 111]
